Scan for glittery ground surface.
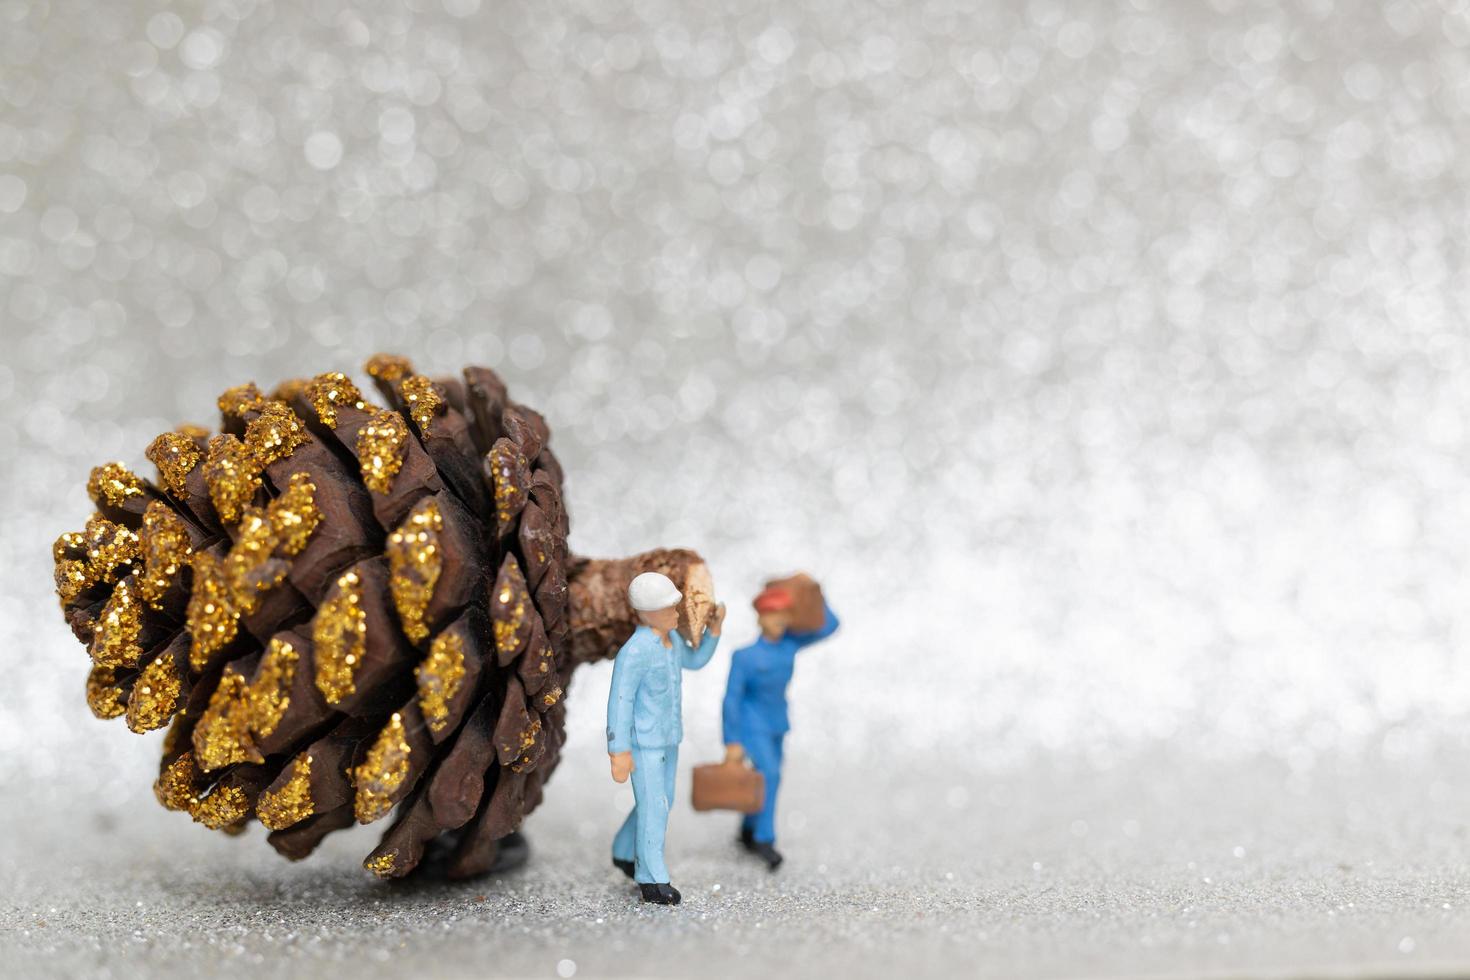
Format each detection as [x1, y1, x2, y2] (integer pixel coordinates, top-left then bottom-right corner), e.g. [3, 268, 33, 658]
[6, 0, 1470, 976]
[8, 748, 1470, 979]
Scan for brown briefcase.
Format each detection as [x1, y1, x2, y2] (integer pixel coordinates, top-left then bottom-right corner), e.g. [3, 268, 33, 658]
[691, 759, 765, 813]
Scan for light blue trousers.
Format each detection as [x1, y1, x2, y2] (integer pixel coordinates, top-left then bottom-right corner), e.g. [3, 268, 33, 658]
[612, 745, 678, 884]
[739, 731, 785, 844]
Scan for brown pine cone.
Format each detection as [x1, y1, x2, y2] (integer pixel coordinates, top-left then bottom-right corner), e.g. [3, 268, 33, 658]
[55, 355, 715, 879]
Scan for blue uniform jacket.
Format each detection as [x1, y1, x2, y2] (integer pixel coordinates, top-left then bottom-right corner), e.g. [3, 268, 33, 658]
[722, 604, 839, 745]
[607, 625, 721, 752]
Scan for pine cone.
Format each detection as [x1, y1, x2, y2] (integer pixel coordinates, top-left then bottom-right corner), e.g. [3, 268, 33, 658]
[54, 355, 715, 879]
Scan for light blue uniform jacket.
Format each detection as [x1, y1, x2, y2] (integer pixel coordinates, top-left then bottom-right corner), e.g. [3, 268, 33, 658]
[607, 625, 720, 752]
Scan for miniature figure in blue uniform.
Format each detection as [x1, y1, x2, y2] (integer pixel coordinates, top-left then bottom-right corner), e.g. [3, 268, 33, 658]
[607, 571, 725, 905]
[722, 574, 839, 870]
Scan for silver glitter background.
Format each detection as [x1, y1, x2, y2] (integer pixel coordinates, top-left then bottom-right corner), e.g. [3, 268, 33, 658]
[5, 0, 1470, 976]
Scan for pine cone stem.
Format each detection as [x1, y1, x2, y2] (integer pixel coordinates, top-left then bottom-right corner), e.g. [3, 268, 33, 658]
[567, 550, 716, 664]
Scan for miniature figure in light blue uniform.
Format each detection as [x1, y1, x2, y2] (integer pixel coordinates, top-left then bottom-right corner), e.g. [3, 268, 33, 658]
[722, 577, 839, 870]
[607, 571, 725, 905]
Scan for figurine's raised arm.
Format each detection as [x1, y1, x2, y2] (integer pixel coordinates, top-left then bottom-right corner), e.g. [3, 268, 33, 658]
[681, 602, 725, 669]
[788, 601, 838, 648]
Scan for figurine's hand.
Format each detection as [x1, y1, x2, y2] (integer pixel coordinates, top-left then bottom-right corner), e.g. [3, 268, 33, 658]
[609, 751, 634, 783]
[724, 743, 744, 764]
[709, 602, 726, 635]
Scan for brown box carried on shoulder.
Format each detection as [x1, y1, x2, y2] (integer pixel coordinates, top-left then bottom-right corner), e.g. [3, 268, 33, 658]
[691, 760, 765, 813]
[763, 574, 825, 633]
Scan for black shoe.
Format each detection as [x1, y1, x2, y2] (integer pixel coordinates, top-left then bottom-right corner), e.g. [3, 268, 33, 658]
[749, 841, 783, 871]
[612, 858, 635, 880]
[639, 883, 682, 905]
[739, 825, 756, 849]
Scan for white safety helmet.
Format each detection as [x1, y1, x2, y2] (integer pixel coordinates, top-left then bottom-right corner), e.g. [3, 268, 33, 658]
[628, 572, 682, 612]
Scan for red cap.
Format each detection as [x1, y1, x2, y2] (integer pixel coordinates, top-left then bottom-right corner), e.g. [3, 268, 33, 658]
[753, 587, 794, 613]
